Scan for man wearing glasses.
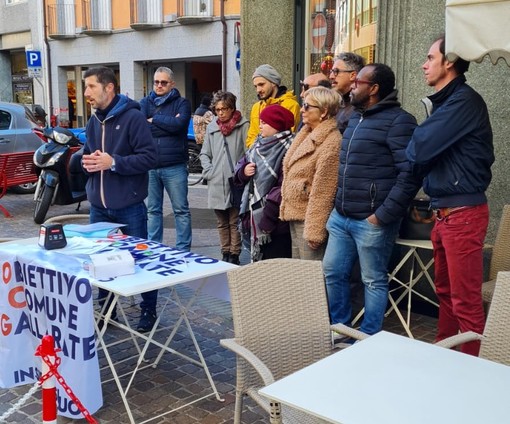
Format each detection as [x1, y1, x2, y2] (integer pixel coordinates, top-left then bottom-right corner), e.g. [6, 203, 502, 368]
[245, 64, 300, 148]
[323, 63, 419, 337]
[406, 36, 494, 356]
[139, 66, 192, 332]
[299, 73, 331, 100]
[296, 73, 331, 130]
[329, 52, 365, 134]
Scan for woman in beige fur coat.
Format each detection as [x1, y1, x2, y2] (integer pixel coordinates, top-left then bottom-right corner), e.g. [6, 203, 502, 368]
[280, 86, 341, 260]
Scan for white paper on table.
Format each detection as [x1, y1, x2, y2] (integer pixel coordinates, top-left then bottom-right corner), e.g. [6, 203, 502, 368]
[55, 237, 114, 255]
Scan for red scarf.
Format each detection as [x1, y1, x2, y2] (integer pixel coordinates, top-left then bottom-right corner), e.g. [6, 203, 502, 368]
[217, 110, 242, 136]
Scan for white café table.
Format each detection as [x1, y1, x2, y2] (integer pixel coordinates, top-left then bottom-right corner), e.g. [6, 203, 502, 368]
[1, 236, 237, 424]
[259, 331, 510, 424]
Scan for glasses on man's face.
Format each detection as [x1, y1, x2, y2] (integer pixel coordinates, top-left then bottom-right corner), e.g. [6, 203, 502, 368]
[153, 80, 170, 87]
[300, 80, 310, 91]
[353, 78, 375, 88]
[302, 102, 321, 112]
[330, 68, 354, 76]
[215, 107, 231, 114]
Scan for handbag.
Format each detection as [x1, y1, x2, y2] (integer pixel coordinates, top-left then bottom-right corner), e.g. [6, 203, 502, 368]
[223, 136, 244, 208]
[399, 195, 435, 240]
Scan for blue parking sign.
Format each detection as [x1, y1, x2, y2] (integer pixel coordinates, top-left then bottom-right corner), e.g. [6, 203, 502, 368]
[26, 51, 42, 68]
[235, 49, 241, 72]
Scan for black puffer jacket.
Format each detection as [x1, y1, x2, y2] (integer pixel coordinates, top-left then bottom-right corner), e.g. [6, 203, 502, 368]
[406, 75, 494, 208]
[335, 90, 419, 225]
[139, 88, 191, 167]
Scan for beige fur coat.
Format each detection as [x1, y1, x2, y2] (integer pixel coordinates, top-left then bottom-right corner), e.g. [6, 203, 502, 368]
[280, 118, 341, 243]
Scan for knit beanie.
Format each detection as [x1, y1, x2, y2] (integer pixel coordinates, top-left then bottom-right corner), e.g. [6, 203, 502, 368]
[259, 105, 295, 133]
[252, 64, 282, 86]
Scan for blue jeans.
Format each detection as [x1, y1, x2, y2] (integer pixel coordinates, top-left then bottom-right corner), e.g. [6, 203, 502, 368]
[323, 209, 400, 335]
[90, 202, 157, 312]
[147, 164, 192, 251]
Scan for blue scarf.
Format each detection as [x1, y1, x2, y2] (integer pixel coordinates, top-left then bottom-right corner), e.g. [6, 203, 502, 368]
[151, 89, 175, 107]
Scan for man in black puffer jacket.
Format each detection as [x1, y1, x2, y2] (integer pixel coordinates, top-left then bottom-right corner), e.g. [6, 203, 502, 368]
[139, 66, 192, 332]
[323, 63, 420, 335]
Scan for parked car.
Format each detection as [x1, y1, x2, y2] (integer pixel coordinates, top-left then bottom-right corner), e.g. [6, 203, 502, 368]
[0, 102, 46, 193]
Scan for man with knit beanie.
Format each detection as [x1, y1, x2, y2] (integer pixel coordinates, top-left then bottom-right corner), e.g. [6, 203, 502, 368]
[245, 64, 300, 148]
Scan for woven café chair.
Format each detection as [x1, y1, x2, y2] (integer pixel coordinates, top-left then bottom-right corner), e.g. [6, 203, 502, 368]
[436, 271, 510, 365]
[481, 205, 510, 311]
[220, 259, 338, 424]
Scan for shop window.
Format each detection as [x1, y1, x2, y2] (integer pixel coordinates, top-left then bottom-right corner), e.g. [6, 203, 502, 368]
[11, 51, 34, 105]
[83, 0, 112, 31]
[47, 0, 76, 37]
[309, 0, 338, 73]
[305, 0, 377, 75]
[361, 0, 377, 25]
[371, 0, 378, 23]
[354, 44, 376, 64]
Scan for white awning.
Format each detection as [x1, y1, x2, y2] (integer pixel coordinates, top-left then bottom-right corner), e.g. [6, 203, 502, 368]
[445, 0, 510, 65]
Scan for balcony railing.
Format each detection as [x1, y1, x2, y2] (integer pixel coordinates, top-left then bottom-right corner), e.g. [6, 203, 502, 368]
[177, 0, 214, 24]
[81, 0, 112, 35]
[130, 0, 163, 30]
[47, 4, 77, 39]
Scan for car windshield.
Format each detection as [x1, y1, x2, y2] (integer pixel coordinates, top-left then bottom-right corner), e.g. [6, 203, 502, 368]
[23, 105, 44, 128]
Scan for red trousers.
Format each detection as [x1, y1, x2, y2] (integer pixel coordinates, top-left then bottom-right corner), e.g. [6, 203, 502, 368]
[431, 204, 488, 356]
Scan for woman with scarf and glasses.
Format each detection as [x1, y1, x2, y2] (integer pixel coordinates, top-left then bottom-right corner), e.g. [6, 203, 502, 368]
[233, 104, 295, 262]
[280, 86, 341, 260]
[200, 91, 248, 265]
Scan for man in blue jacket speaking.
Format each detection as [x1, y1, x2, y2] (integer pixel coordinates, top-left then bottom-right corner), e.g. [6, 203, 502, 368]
[323, 63, 419, 336]
[139, 67, 192, 332]
[82, 67, 157, 330]
[406, 35, 494, 356]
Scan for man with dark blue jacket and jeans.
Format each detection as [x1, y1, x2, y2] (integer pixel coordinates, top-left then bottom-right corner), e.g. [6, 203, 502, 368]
[323, 63, 419, 336]
[82, 66, 157, 330]
[406, 36, 494, 356]
[139, 67, 192, 331]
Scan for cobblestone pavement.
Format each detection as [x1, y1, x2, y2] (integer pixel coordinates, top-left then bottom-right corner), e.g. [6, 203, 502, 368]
[0, 186, 438, 423]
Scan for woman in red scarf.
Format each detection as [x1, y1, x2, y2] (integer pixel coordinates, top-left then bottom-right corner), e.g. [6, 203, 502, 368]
[199, 91, 249, 264]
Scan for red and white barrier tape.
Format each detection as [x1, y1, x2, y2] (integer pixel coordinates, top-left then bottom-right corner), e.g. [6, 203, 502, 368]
[35, 335, 98, 424]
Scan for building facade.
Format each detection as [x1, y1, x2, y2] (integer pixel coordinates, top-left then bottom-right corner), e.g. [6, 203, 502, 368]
[240, 0, 377, 117]
[0, 0, 45, 112]
[4, 0, 241, 128]
[241, 0, 509, 240]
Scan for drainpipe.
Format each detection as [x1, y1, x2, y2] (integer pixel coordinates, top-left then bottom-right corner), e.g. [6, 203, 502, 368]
[41, 1, 53, 118]
[220, 0, 227, 90]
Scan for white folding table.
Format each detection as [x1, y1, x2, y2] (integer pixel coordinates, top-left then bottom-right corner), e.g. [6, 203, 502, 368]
[3, 236, 237, 424]
[259, 331, 510, 424]
[352, 238, 437, 337]
[386, 238, 438, 337]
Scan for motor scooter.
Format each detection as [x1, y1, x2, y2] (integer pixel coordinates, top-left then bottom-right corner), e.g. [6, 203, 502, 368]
[33, 126, 88, 224]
